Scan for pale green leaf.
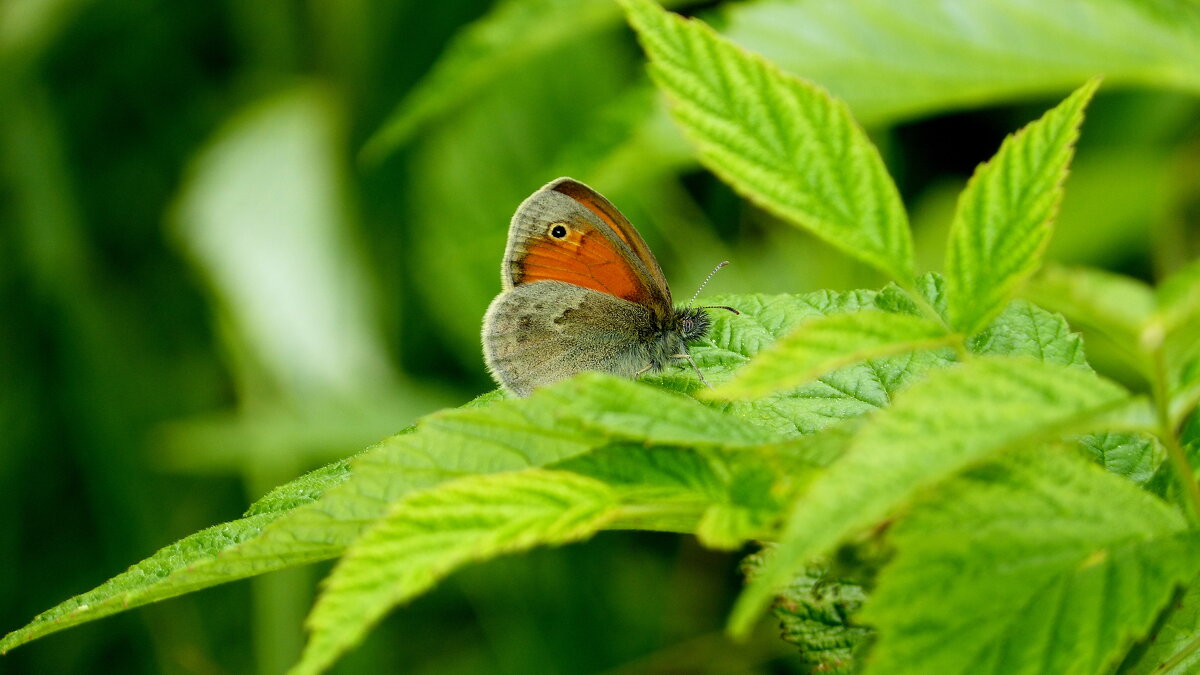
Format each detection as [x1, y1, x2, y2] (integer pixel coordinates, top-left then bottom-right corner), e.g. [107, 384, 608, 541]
[673, 291, 954, 436]
[1022, 264, 1155, 366]
[2, 376, 765, 652]
[967, 299, 1087, 368]
[874, 273, 948, 320]
[292, 470, 620, 675]
[861, 448, 1200, 675]
[621, 0, 913, 281]
[173, 86, 399, 402]
[711, 311, 956, 399]
[720, 0, 1200, 127]
[945, 80, 1098, 336]
[555, 444, 789, 542]
[729, 357, 1130, 636]
[1124, 573, 1200, 674]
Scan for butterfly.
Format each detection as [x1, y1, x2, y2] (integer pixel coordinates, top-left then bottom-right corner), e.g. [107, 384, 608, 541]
[482, 177, 736, 397]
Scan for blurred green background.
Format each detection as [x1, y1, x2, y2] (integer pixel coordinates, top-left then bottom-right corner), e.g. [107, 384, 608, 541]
[2, 0, 1198, 672]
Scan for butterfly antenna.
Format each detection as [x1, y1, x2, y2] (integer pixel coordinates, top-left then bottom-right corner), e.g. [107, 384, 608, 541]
[689, 260, 729, 306]
[687, 261, 740, 314]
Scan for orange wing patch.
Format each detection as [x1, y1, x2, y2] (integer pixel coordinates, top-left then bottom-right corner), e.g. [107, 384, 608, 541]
[513, 224, 648, 305]
[552, 180, 638, 249]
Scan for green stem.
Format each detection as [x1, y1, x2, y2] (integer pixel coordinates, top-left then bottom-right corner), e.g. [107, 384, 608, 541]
[1151, 348, 1200, 523]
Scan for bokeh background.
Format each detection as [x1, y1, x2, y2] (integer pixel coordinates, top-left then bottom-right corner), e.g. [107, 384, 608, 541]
[2, 0, 1198, 672]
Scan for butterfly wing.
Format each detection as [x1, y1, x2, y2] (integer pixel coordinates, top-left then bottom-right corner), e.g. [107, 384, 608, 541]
[482, 281, 662, 397]
[501, 177, 673, 317]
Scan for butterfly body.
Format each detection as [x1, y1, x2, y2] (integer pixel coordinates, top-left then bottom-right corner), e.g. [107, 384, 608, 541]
[482, 178, 716, 397]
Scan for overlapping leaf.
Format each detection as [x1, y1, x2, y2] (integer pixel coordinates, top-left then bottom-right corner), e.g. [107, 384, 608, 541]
[861, 448, 1200, 675]
[721, 0, 1200, 126]
[1, 375, 771, 652]
[711, 311, 956, 399]
[620, 0, 913, 281]
[945, 80, 1098, 336]
[730, 357, 1131, 636]
[292, 470, 621, 675]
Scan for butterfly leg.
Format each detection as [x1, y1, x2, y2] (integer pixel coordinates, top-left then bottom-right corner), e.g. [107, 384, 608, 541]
[635, 363, 654, 378]
[671, 353, 712, 389]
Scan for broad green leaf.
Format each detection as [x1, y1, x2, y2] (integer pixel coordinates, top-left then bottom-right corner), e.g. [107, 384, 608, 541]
[2, 376, 766, 652]
[244, 458, 354, 516]
[621, 0, 914, 281]
[945, 80, 1098, 336]
[1075, 431, 1164, 487]
[555, 444, 792, 545]
[861, 448, 1200, 675]
[720, 0, 1200, 127]
[874, 273, 948, 321]
[1022, 265, 1155, 367]
[878, 274, 1090, 371]
[743, 551, 871, 674]
[729, 357, 1130, 636]
[711, 311, 956, 399]
[292, 470, 620, 675]
[967, 299, 1087, 368]
[673, 291, 953, 436]
[1124, 573, 1200, 675]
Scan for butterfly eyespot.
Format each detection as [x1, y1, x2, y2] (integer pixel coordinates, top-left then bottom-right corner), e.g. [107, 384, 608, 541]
[549, 224, 568, 239]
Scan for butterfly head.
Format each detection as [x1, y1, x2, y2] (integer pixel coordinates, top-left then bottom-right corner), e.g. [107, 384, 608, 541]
[674, 306, 712, 342]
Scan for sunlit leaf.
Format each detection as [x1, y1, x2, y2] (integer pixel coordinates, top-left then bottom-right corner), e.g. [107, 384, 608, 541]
[862, 447, 1200, 675]
[730, 357, 1130, 636]
[945, 80, 1098, 336]
[721, 0, 1200, 126]
[621, 0, 913, 281]
[711, 311, 955, 399]
[291, 470, 620, 675]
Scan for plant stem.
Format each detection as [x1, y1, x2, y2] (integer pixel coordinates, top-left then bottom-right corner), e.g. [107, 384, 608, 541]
[1151, 347, 1200, 523]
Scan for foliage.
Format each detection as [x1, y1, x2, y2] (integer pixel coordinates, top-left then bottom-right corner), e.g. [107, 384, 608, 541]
[4, 0, 1200, 674]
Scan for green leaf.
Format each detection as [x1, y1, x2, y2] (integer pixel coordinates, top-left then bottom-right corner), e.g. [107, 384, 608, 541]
[710, 311, 956, 399]
[244, 458, 354, 516]
[1022, 264, 1156, 371]
[945, 80, 1098, 336]
[861, 448, 1200, 675]
[743, 551, 871, 675]
[556, 444, 792, 546]
[291, 470, 620, 675]
[1075, 431, 1165, 487]
[667, 291, 955, 436]
[967, 299, 1087, 368]
[620, 0, 914, 281]
[3, 376, 764, 652]
[729, 357, 1130, 636]
[720, 0, 1200, 127]
[1124, 573, 1200, 675]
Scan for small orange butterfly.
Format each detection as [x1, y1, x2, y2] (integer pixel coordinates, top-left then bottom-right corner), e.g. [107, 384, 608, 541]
[482, 177, 735, 397]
